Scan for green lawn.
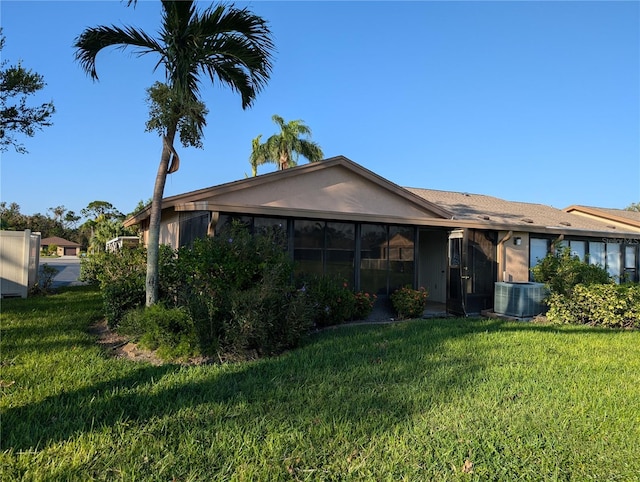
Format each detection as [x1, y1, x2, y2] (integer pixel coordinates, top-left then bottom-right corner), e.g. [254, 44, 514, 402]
[2, 286, 639, 481]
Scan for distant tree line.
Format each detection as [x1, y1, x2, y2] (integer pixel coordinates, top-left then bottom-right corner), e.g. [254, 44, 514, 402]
[0, 200, 144, 253]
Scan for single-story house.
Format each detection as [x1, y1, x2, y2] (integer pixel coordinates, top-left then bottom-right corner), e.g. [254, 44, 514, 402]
[124, 156, 640, 316]
[40, 236, 81, 256]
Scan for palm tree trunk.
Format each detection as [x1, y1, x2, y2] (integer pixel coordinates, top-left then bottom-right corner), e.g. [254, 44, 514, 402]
[145, 124, 177, 306]
[279, 153, 289, 170]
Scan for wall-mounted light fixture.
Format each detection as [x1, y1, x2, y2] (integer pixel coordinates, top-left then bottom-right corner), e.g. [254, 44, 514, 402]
[514, 237, 522, 246]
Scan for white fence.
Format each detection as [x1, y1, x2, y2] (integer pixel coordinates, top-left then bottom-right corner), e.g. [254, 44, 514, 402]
[0, 230, 41, 298]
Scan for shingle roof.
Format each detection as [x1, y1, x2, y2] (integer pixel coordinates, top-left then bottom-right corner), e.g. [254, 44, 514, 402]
[564, 205, 640, 228]
[405, 188, 624, 234]
[40, 236, 81, 247]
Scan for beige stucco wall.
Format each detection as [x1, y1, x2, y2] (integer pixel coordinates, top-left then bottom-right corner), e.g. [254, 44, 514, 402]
[159, 211, 180, 248]
[196, 165, 443, 220]
[498, 231, 531, 282]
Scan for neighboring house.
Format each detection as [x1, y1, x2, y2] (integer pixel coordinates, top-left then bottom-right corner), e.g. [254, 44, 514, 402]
[124, 156, 640, 316]
[563, 205, 640, 233]
[40, 237, 81, 256]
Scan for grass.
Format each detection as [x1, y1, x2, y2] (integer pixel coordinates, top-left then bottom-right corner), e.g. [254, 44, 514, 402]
[2, 286, 639, 481]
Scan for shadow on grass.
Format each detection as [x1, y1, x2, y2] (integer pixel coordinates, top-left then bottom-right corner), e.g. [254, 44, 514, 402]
[2, 297, 627, 453]
[1, 319, 489, 452]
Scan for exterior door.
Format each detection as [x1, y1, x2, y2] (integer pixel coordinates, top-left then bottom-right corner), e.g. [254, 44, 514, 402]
[446, 229, 497, 316]
[447, 230, 467, 316]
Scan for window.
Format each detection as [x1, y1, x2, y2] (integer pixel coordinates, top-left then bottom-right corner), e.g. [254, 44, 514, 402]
[360, 224, 389, 296]
[624, 245, 637, 282]
[179, 211, 210, 248]
[216, 214, 251, 233]
[606, 243, 621, 280]
[293, 220, 324, 277]
[589, 242, 605, 268]
[569, 241, 586, 261]
[292, 220, 355, 283]
[325, 222, 355, 286]
[529, 238, 549, 278]
[360, 224, 415, 296]
[388, 226, 414, 293]
[254, 217, 288, 249]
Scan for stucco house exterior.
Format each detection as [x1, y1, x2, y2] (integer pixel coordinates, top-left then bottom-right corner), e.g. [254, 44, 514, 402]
[40, 236, 81, 256]
[124, 156, 640, 316]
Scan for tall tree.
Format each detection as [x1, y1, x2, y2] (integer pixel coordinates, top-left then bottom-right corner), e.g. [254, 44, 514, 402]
[80, 201, 123, 221]
[250, 114, 323, 173]
[0, 202, 26, 230]
[248, 134, 268, 177]
[0, 30, 55, 153]
[80, 201, 133, 253]
[74, 1, 274, 305]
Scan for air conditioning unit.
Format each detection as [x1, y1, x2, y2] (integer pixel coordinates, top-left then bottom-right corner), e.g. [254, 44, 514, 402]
[494, 282, 548, 318]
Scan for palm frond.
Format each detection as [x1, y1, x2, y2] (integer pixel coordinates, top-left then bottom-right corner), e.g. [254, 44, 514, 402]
[261, 115, 324, 169]
[74, 25, 163, 80]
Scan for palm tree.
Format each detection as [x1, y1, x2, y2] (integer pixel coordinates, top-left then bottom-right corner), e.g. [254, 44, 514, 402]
[248, 134, 268, 177]
[251, 114, 323, 173]
[74, 1, 274, 306]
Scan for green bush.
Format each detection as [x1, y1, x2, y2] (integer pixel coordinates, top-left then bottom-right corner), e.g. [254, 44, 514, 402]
[532, 246, 611, 297]
[391, 285, 428, 320]
[79, 251, 105, 285]
[221, 285, 313, 355]
[103, 278, 145, 328]
[88, 221, 374, 359]
[83, 247, 147, 327]
[29, 263, 60, 295]
[119, 304, 199, 360]
[165, 222, 303, 355]
[546, 283, 640, 328]
[301, 275, 357, 327]
[353, 291, 377, 320]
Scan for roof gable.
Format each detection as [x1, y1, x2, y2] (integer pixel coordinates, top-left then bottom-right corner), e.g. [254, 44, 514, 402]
[129, 156, 453, 225]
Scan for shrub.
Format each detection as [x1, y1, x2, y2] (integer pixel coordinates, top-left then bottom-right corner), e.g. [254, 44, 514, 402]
[546, 283, 640, 328]
[301, 275, 356, 327]
[531, 246, 611, 297]
[353, 291, 377, 320]
[79, 251, 106, 285]
[85, 247, 147, 328]
[391, 285, 428, 320]
[119, 304, 199, 360]
[166, 222, 301, 355]
[88, 221, 361, 359]
[103, 278, 145, 328]
[221, 285, 313, 355]
[29, 263, 60, 295]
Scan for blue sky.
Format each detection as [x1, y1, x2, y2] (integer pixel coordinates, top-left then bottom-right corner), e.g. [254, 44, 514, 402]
[1, 1, 639, 219]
